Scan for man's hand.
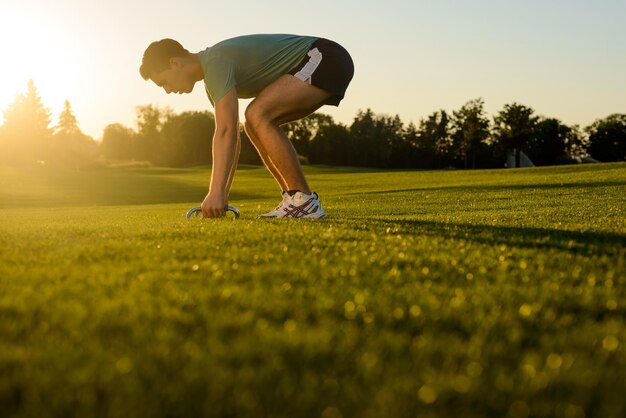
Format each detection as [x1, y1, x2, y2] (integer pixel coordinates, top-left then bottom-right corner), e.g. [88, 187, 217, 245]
[201, 192, 226, 218]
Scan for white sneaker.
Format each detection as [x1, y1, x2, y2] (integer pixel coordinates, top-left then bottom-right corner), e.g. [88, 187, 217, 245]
[257, 192, 289, 218]
[258, 191, 326, 219]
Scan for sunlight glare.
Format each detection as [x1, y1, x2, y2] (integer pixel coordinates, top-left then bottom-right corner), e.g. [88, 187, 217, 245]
[0, 5, 85, 126]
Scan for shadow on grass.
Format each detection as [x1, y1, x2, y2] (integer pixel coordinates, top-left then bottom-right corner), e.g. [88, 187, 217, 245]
[340, 217, 626, 257]
[0, 168, 265, 208]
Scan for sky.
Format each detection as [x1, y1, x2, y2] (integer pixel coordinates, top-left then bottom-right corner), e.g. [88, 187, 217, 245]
[0, 0, 625, 139]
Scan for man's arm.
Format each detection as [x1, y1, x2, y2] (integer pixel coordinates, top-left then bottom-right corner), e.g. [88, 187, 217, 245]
[201, 88, 240, 218]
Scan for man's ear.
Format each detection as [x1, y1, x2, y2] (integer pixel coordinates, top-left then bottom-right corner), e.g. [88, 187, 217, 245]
[169, 57, 183, 69]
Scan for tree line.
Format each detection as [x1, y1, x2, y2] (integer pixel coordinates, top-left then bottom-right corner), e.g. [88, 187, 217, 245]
[1, 81, 625, 170]
[0, 81, 98, 169]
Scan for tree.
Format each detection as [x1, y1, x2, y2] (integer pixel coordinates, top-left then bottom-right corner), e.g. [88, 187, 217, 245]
[308, 123, 352, 166]
[493, 103, 538, 168]
[349, 109, 406, 168]
[416, 110, 452, 168]
[397, 122, 421, 168]
[0, 80, 52, 164]
[564, 125, 588, 159]
[386, 114, 417, 168]
[101, 123, 135, 161]
[51, 100, 98, 170]
[283, 113, 335, 159]
[451, 99, 491, 168]
[160, 111, 215, 166]
[350, 109, 381, 167]
[134, 104, 172, 163]
[527, 117, 570, 166]
[585, 114, 626, 162]
[55, 99, 81, 136]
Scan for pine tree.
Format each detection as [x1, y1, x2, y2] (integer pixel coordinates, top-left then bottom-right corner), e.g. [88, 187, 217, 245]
[55, 100, 81, 136]
[52, 99, 97, 170]
[1, 80, 53, 163]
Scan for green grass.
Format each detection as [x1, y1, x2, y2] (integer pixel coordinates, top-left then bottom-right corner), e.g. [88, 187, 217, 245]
[1, 162, 625, 418]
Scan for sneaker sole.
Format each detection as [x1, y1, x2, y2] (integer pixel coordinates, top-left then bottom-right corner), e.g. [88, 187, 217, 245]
[256, 213, 326, 219]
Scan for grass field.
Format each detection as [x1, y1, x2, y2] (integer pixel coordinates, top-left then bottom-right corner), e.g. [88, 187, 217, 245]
[1, 162, 625, 418]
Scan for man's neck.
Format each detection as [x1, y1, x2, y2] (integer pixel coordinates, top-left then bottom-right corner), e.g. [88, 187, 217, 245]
[189, 53, 205, 82]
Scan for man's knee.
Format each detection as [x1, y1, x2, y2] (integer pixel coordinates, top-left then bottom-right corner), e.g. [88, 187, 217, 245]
[244, 102, 266, 131]
[242, 118, 255, 138]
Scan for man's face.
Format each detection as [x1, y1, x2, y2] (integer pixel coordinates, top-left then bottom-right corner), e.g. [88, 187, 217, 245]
[150, 59, 194, 95]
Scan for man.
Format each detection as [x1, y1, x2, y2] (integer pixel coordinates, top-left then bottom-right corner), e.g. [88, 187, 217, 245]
[139, 34, 354, 218]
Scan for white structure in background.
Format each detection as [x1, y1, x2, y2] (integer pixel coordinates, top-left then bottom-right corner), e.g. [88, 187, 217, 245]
[505, 149, 534, 168]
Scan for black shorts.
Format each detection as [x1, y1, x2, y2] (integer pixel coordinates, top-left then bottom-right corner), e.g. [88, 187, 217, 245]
[288, 38, 354, 106]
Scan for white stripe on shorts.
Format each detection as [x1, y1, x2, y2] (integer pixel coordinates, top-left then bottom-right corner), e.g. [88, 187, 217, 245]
[294, 47, 322, 84]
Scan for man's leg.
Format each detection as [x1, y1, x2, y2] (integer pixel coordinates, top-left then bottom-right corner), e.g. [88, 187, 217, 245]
[243, 125, 289, 192]
[244, 74, 333, 194]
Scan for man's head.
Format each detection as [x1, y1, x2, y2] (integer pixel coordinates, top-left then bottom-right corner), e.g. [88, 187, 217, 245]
[140, 39, 199, 94]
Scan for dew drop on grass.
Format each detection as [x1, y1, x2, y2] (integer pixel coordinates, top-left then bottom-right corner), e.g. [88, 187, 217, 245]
[115, 357, 133, 374]
[602, 336, 619, 351]
[354, 293, 366, 305]
[321, 407, 343, 418]
[519, 304, 533, 318]
[410, 305, 422, 317]
[344, 301, 357, 320]
[508, 401, 530, 418]
[587, 274, 596, 286]
[546, 353, 563, 370]
[417, 385, 437, 404]
[522, 364, 536, 378]
[452, 375, 471, 394]
[283, 319, 296, 332]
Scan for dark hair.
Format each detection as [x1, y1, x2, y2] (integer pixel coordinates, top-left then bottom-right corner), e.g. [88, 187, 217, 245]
[139, 39, 190, 80]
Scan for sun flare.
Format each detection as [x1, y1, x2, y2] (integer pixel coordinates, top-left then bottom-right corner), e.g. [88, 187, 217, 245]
[0, 5, 86, 125]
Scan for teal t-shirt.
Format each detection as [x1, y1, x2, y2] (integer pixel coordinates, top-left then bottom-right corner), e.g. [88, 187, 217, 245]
[198, 34, 318, 106]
